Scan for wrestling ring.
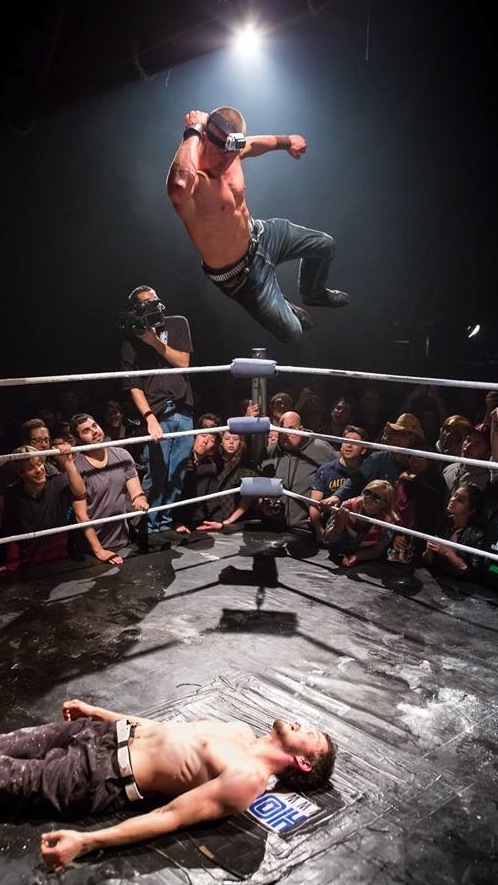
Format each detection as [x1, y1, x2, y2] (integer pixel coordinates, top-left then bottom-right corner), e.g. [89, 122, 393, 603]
[1, 358, 498, 885]
[1, 356, 497, 571]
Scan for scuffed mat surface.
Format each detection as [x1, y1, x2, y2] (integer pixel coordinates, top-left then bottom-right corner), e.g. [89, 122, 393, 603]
[1, 531, 498, 884]
[10, 666, 492, 885]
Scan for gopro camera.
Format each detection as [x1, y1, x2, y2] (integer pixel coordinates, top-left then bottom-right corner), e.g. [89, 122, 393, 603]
[225, 133, 246, 152]
[205, 112, 247, 153]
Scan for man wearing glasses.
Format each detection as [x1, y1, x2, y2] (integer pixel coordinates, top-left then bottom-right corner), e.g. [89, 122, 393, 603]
[20, 418, 59, 476]
[167, 106, 350, 343]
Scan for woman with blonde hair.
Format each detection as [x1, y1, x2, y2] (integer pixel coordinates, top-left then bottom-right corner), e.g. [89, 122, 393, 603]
[323, 479, 395, 567]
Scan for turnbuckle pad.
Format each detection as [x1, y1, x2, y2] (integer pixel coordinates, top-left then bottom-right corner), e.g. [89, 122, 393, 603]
[230, 358, 277, 377]
[239, 476, 284, 497]
[228, 416, 270, 434]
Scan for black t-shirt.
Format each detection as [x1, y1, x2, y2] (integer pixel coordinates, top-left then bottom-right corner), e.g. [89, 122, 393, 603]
[120, 315, 193, 415]
[2, 474, 72, 563]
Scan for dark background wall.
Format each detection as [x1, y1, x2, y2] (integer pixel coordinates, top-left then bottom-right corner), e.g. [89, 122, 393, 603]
[0, 1, 496, 423]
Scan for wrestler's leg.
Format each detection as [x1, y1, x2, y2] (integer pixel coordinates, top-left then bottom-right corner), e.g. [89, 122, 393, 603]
[261, 217, 350, 308]
[218, 255, 304, 343]
[0, 720, 127, 817]
[0, 719, 87, 759]
[217, 219, 312, 341]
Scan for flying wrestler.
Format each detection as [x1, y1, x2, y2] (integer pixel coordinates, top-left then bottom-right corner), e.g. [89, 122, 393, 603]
[166, 106, 350, 343]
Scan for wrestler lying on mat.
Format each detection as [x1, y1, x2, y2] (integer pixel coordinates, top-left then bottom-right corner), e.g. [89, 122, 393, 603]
[0, 698, 338, 871]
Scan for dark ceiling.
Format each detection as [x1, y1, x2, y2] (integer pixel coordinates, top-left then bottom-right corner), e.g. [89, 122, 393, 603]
[2, 0, 364, 116]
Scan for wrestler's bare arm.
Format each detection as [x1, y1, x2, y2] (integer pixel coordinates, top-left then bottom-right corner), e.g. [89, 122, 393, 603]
[240, 134, 307, 159]
[167, 110, 208, 205]
[40, 769, 264, 871]
[61, 699, 158, 727]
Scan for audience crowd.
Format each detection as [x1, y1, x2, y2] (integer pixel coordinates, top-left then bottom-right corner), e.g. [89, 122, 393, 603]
[1, 379, 497, 590]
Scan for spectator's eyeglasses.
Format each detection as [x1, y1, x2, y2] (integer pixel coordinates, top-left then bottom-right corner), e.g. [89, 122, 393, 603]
[30, 436, 50, 445]
[362, 488, 384, 504]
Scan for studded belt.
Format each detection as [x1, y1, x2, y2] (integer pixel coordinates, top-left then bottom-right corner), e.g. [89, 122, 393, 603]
[116, 718, 144, 802]
[202, 218, 263, 283]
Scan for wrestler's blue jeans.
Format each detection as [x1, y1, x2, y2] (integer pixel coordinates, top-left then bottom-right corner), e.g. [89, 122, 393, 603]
[142, 411, 194, 531]
[212, 218, 336, 343]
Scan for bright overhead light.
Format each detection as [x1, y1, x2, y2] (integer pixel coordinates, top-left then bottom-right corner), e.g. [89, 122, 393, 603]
[467, 323, 481, 339]
[231, 22, 264, 56]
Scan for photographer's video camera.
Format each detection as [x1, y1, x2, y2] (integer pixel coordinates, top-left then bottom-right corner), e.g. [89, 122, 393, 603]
[118, 298, 166, 335]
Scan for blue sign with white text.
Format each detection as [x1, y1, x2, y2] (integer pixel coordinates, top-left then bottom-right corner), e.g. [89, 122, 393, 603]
[247, 791, 320, 833]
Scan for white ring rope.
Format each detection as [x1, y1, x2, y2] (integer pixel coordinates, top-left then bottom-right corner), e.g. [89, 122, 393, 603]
[0, 488, 237, 546]
[0, 426, 230, 464]
[2, 477, 497, 565]
[1, 360, 497, 392]
[1, 360, 496, 571]
[1, 424, 496, 477]
[277, 365, 498, 393]
[0, 365, 231, 388]
[267, 425, 498, 474]
[283, 489, 498, 564]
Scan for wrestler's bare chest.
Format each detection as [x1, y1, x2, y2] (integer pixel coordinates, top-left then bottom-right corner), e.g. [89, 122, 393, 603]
[129, 719, 256, 795]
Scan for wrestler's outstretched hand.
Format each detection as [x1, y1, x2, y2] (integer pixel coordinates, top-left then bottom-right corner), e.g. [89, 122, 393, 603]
[287, 134, 307, 159]
[40, 829, 86, 870]
[62, 698, 95, 721]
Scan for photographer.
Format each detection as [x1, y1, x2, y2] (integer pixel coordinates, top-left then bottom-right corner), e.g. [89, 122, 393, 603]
[119, 286, 194, 533]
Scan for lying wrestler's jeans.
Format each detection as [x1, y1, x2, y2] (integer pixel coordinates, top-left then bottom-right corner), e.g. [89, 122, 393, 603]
[142, 410, 193, 531]
[212, 217, 336, 343]
[0, 719, 130, 817]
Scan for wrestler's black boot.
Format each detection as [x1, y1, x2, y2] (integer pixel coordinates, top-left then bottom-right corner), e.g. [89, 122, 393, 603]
[302, 289, 350, 308]
[285, 300, 314, 331]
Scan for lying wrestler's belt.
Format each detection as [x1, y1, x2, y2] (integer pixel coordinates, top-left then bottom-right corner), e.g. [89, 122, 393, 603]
[203, 218, 263, 283]
[116, 718, 144, 802]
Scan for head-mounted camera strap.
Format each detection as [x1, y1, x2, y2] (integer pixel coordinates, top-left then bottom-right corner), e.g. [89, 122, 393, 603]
[205, 127, 246, 152]
[205, 111, 246, 152]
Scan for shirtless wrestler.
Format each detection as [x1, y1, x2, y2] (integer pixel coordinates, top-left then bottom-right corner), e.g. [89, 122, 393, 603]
[0, 697, 337, 871]
[166, 106, 350, 343]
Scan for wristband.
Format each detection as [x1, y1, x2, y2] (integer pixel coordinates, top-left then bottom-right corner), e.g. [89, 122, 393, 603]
[131, 493, 147, 504]
[183, 125, 203, 140]
[275, 135, 291, 150]
[142, 410, 154, 419]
